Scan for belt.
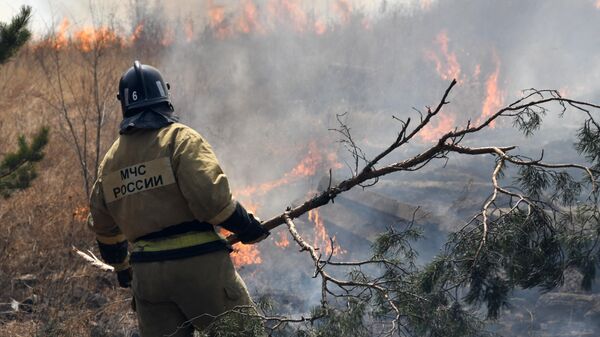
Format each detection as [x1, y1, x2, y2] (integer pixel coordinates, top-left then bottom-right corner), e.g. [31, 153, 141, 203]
[134, 220, 214, 242]
[133, 231, 223, 252]
[130, 221, 230, 263]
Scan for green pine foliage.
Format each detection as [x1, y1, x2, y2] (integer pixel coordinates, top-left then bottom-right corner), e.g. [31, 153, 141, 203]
[0, 6, 49, 198]
[0, 127, 49, 197]
[0, 6, 32, 64]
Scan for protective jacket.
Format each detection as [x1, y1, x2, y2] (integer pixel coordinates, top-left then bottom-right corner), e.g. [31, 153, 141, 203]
[89, 122, 266, 270]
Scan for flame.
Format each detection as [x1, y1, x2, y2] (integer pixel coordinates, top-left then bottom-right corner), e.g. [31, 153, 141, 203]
[314, 19, 327, 35]
[219, 228, 263, 266]
[309, 209, 345, 256]
[208, 0, 232, 39]
[418, 112, 456, 142]
[73, 206, 89, 222]
[426, 30, 462, 82]
[274, 231, 290, 248]
[333, 0, 352, 24]
[473, 64, 481, 79]
[231, 243, 263, 266]
[237, 0, 262, 34]
[45, 1, 369, 47]
[131, 23, 144, 43]
[279, 0, 308, 32]
[184, 19, 194, 42]
[236, 141, 341, 198]
[47, 18, 122, 52]
[161, 27, 175, 46]
[596, 0, 600, 9]
[53, 18, 70, 50]
[73, 26, 119, 52]
[420, 0, 433, 10]
[477, 58, 503, 127]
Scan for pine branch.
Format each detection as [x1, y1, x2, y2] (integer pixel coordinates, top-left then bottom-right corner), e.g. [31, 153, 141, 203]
[0, 6, 32, 65]
[0, 127, 49, 197]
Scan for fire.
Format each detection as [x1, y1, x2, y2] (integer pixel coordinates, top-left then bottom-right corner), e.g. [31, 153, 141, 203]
[73, 206, 89, 222]
[231, 243, 263, 266]
[274, 231, 290, 248]
[53, 18, 70, 50]
[420, 0, 433, 10]
[426, 30, 462, 82]
[230, 142, 342, 266]
[278, 0, 308, 32]
[207, 0, 232, 39]
[308, 209, 344, 256]
[45, 18, 124, 52]
[45, 1, 364, 44]
[314, 19, 328, 35]
[131, 23, 144, 43]
[596, 0, 600, 9]
[473, 64, 481, 79]
[219, 228, 263, 266]
[236, 141, 341, 198]
[184, 19, 194, 42]
[73, 26, 119, 52]
[477, 58, 503, 127]
[418, 112, 456, 142]
[161, 27, 175, 46]
[333, 0, 352, 24]
[237, 0, 262, 34]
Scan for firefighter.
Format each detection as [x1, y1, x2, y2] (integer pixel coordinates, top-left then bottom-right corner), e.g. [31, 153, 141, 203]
[88, 61, 269, 337]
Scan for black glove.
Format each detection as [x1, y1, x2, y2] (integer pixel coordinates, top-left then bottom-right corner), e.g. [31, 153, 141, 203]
[238, 213, 270, 244]
[117, 268, 132, 288]
[220, 203, 270, 244]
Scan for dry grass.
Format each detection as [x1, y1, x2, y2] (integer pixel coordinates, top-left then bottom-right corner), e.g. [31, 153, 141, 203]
[0, 43, 150, 336]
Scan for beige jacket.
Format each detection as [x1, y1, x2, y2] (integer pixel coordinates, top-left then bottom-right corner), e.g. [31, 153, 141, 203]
[89, 123, 236, 245]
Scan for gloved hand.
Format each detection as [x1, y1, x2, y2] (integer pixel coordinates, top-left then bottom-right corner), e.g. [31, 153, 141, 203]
[220, 203, 270, 244]
[116, 268, 133, 288]
[238, 213, 270, 244]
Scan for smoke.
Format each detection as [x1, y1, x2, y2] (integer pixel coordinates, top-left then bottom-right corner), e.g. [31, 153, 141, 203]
[20, 0, 600, 331]
[153, 0, 600, 322]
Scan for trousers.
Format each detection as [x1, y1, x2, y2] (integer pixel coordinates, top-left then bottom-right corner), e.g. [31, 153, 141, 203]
[131, 250, 257, 337]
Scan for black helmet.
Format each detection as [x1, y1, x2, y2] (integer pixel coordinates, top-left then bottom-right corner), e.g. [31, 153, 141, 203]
[117, 60, 172, 117]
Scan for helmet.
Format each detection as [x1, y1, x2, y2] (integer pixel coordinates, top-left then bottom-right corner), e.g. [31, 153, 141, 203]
[117, 60, 172, 117]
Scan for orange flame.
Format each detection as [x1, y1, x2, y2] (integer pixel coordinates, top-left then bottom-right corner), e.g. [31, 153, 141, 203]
[274, 231, 290, 248]
[208, 0, 232, 39]
[279, 0, 308, 32]
[418, 112, 456, 142]
[184, 19, 194, 42]
[231, 243, 263, 266]
[314, 19, 328, 35]
[73, 26, 119, 52]
[53, 18, 70, 50]
[426, 30, 462, 82]
[161, 27, 175, 46]
[237, 0, 262, 34]
[309, 209, 344, 256]
[473, 64, 481, 79]
[333, 0, 352, 24]
[236, 142, 341, 198]
[130, 23, 144, 43]
[477, 59, 503, 127]
[420, 0, 433, 10]
[219, 228, 263, 266]
[73, 206, 89, 222]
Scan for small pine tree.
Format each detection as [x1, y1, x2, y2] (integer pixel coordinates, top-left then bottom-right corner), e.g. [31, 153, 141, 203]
[0, 6, 49, 198]
[0, 6, 32, 63]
